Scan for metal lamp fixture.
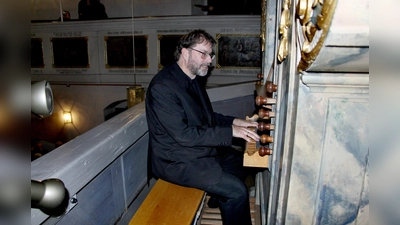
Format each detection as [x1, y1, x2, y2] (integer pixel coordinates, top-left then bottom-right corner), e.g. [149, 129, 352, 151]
[31, 80, 53, 116]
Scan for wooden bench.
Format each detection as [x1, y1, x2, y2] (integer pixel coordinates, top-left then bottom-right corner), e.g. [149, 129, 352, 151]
[129, 179, 206, 225]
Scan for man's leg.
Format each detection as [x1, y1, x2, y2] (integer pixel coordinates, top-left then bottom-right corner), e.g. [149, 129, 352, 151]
[204, 148, 252, 225]
[216, 146, 248, 182]
[208, 147, 249, 209]
[204, 172, 252, 225]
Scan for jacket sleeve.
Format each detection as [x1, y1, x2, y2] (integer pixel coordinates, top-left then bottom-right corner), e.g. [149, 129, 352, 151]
[214, 112, 235, 126]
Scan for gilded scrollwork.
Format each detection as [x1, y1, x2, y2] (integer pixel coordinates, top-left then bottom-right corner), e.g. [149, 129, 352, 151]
[297, 0, 313, 25]
[279, 8, 290, 34]
[277, 0, 291, 63]
[277, 34, 288, 63]
[296, 0, 337, 71]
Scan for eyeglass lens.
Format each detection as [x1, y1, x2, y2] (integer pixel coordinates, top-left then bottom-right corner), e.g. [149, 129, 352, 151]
[188, 47, 215, 60]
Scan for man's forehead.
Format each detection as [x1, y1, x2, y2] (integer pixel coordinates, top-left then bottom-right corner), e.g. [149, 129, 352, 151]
[194, 41, 213, 49]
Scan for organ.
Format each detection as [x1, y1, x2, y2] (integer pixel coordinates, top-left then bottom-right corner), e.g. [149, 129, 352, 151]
[243, 0, 369, 223]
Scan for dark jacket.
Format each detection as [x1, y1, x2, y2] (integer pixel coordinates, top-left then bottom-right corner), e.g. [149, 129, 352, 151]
[145, 63, 235, 188]
[78, 0, 108, 20]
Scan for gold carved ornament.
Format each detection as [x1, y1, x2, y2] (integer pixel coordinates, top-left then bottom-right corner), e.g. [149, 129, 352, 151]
[277, 0, 291, 63]
[296, 0, 338, 72]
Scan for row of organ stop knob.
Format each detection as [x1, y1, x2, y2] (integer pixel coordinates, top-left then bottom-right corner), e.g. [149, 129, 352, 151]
[246, 73, 277, 158]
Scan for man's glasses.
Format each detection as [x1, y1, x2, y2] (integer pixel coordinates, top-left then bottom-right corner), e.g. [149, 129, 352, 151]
[187, 47, 215, 60]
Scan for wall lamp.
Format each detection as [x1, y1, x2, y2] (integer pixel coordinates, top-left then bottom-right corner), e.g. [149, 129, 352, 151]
[63, 111, 72, 124]
[31, 80, 53, 116]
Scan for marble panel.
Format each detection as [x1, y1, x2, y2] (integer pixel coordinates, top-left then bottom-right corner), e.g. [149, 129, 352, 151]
[285, 84, 369, 225]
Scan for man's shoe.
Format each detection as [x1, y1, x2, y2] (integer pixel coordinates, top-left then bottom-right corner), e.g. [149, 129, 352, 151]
[207, 197, 219, 208]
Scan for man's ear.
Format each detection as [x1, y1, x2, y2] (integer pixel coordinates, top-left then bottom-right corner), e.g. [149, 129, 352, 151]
[181, 48, 189, 60]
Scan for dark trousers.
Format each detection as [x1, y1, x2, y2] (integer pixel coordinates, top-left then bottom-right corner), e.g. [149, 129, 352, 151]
[204, 147, 252, 225]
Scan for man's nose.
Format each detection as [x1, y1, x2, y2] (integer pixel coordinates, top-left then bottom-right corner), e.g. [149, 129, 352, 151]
[205, 55, 213, 63]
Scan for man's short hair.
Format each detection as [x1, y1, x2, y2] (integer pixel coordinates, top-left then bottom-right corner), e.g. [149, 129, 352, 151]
[174, 29, 216, 60]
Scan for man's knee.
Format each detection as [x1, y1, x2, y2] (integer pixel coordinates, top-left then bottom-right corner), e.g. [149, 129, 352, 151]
[224, 181, 248, 201]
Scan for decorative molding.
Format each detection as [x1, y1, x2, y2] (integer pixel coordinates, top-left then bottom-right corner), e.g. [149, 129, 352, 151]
[296, 0, 338, 72]
[300, 71, 369, 93]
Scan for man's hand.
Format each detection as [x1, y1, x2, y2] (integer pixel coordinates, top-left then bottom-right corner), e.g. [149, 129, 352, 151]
[233, 118, 258, 128]
[232, 118, 260, 142]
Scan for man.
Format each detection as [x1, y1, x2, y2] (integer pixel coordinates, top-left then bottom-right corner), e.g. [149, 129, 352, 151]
[145, 29, 260, 225]
[78, 0, 108, 20]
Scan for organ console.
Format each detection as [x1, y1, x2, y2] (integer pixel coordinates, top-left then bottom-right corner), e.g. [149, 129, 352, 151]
[243, 115, 275, 168]
[243, 74, 277, 168]
[243, 124, 273, 168]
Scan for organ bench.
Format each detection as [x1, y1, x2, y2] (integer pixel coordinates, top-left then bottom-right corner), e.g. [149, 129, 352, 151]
[129, 179, 206, 225]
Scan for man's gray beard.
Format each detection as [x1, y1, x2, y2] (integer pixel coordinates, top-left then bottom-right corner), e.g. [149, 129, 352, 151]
[196, 68, 208, 77]
[188, 63, 208, 77]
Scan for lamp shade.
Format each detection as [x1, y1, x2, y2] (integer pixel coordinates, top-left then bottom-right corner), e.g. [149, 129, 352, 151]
[63, 111, 72, 124]
[31, 80, 53, 116]
[31, 178, 67, 216]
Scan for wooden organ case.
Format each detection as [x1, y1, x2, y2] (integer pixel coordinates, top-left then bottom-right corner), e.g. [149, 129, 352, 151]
[245, 0, 369, 224]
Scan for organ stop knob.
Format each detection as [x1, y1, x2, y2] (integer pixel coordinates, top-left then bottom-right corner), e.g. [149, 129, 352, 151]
[265, 81, 277, 93]
[258, 121, 274, 131]
[256, 96, 276, 106]
[259, 146, 273, 156]
[260, 134, 273, 144]
[258, 108, 276, 120]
